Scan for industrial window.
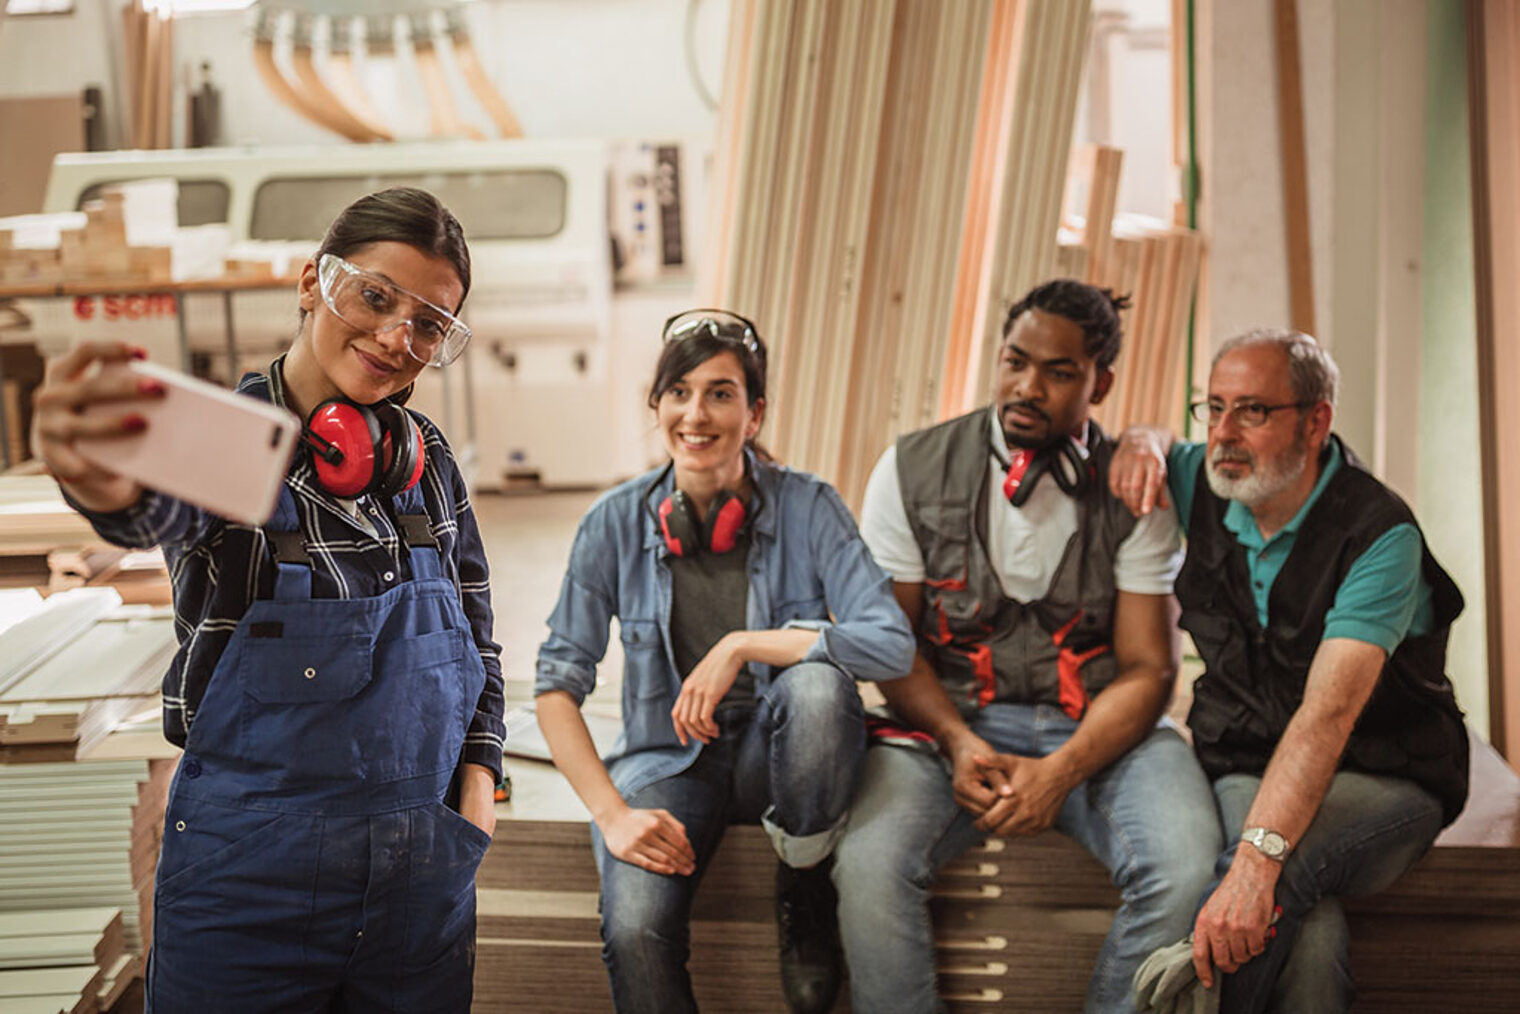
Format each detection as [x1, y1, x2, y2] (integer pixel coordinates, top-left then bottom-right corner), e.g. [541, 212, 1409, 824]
[249, 170, 569, 242]
[76, 179, 231, 227]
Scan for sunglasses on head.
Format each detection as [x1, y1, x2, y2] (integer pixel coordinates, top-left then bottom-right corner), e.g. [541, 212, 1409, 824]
[661, 308, 762, 355]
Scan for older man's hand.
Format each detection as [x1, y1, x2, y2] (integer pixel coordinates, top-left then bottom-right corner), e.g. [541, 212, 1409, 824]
[1109, 426, 1173, 517]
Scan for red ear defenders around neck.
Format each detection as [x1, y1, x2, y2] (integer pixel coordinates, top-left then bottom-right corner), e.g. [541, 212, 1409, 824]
[302, 398, 425, 499]
[657, 488, 747, 557]
[999, 438, 1094, 508]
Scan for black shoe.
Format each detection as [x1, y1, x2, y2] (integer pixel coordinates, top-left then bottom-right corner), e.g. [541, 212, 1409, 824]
[775, 857, 843, 1014]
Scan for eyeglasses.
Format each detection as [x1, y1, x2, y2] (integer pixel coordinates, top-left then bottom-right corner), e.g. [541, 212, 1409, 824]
[1189, 398, 1314, 429]
[317, 253, 472, 368]
[661, 308, 762, 355]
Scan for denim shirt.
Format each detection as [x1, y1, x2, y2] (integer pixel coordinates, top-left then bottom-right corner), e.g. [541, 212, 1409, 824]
[535, 455, 914, 797]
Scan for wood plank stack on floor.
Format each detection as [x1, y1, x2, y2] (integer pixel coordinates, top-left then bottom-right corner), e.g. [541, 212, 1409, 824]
[478, 731, 1520, 1013]
[0, 589, 174, 763]
[0, 758, 174, 957]
[0, 907, 140, 1014]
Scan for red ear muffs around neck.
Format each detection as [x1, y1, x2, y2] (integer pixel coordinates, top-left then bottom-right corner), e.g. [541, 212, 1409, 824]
[658, 488, 747, 557]
[371, 401, 424, 496]
[303, 398, 424, 499]
[706, 492, 746, 553]
[1000, 439, 1093, 508]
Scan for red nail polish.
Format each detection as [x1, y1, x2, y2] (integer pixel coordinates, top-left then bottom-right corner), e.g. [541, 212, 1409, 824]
[130, 347, 149, 360]
[138, 379, 166, 396]
[123, 415, 147, 433]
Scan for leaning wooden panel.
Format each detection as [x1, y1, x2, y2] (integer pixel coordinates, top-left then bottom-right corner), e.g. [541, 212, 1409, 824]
[834, 0, 930, 504]
[940, 0, 1021, 422]
[1468, 0, 1520, 761]
[803, 0, 897, 477]
[752, 0, 828, 371]
[958, 0, 1094, 417]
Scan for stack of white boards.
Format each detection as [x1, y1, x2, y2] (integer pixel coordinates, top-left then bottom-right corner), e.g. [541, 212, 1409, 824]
[0, 758, 175, 958]
[0, 588, 175, 762]
[0, 908, 141, 1014]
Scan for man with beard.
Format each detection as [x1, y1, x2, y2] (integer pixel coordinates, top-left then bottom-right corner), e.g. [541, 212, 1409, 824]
[1112, 328, 1468, 1013]
[831, 279, 1222, 1013]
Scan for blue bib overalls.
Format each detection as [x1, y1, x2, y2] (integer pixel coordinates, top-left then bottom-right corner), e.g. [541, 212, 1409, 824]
[146, 487, 490, 1013]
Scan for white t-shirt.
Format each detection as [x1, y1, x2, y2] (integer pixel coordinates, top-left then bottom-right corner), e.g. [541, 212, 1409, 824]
[859, 411, 1182, 601]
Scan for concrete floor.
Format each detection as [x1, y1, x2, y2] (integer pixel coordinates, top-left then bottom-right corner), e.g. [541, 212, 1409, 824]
[473, 488, 623, 821]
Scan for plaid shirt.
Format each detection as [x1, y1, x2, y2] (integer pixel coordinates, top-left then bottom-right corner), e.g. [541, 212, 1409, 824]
[71, 366, 506, 779]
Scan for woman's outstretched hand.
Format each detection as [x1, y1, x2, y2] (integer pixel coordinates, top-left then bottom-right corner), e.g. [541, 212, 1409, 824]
[31, 341, 161, 512]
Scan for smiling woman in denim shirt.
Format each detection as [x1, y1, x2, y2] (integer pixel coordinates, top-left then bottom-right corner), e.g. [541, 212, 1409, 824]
[535, 309, 914, 1014]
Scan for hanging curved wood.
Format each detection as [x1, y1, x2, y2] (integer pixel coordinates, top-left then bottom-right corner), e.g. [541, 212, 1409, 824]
[408, 14, 483, 140]
[251, 8, 370, 142]
[444, 8, 524, 138]
[325, 15, 395, 141]
[289, 13, 389, 142]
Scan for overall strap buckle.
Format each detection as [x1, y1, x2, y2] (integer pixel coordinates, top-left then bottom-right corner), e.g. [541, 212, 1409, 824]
[396, 513, 437, 548]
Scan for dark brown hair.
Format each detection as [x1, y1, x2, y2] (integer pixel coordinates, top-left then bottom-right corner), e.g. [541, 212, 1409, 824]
[299, 187, 471, 328]
[1002, 278, 1130, 369]
[647, 320, 772, 461]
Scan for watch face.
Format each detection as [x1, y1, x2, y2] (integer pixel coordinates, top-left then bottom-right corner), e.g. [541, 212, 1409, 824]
[1245, 827, 1288, 858]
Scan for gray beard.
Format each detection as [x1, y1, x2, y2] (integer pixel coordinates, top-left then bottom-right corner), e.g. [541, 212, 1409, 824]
[1206, 435, 1308, 507]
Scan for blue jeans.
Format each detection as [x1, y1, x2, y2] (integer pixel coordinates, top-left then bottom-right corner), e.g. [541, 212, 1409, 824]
[593, 662, 864, 1014]
[1209, 770, 1443, 1014]
[832, 704, 1221, 1014]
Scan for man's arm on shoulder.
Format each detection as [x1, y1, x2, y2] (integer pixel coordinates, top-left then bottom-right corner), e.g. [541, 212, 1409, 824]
[1192, 636, 1386, 985]
[1110, 425, 1175, 516]
[980, 589, 1179, 836]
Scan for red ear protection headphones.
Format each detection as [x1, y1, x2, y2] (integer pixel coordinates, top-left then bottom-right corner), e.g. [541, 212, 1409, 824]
[995, 437, 1093, 508]
[645, 462, 759, 557]
[302, 398, 425, 499]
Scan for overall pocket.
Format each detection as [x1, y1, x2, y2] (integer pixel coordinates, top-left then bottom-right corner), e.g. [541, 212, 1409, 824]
[234, 633, 375, 783]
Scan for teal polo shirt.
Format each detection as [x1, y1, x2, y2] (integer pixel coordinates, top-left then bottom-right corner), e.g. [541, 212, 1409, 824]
[1167, 440, 1433, 653]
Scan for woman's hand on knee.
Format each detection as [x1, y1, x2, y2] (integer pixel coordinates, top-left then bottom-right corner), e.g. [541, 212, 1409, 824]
[601, 804, 697, 877]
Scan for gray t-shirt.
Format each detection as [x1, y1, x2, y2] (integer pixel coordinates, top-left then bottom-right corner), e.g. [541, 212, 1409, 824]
[669, 529, 755, 710]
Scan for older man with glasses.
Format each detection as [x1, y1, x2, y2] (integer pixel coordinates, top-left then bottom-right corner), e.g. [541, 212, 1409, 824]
[1112, 328, 1470, 1014]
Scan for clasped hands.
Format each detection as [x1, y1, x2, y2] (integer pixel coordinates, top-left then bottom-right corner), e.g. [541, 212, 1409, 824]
[948, 732, 1078, 837]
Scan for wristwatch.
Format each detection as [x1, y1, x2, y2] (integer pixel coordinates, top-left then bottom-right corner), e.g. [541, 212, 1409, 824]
[1240, 826, 1291, 861]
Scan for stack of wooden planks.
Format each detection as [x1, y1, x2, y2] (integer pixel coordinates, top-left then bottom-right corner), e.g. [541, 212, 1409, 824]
[0, 476, 170, 602]
[0, 590, 174, 763]
[1060, 144, 1203, 434]
[0, 908, 140, 1014]
[121, 1, 174, 151]
[702, 1, 1202, 506]
[478, 733, 1520, 1012]
[0, 758, 174, 962]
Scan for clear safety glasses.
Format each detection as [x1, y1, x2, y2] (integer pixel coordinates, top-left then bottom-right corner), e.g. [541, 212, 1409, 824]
[661, 308, 762, 355]
[317, 253, 472, 368]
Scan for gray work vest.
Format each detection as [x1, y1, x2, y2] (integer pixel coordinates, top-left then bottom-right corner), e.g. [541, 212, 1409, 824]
[895, 409, 1138, 716]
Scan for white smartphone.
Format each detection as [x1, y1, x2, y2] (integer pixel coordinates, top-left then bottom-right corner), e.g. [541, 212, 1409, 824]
[75, 360, 301, 526]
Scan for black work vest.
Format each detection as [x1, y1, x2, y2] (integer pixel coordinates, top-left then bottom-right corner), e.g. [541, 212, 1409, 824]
[896, 409, 1137, 717]
[1175, 436, 1469, 825]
